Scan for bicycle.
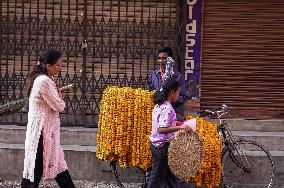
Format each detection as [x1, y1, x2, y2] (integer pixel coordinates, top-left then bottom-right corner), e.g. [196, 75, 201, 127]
[199, 104, 275, 188]
[110, 104, 275, 188]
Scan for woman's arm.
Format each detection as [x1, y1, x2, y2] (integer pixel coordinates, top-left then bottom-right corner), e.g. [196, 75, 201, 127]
[41, 78, 65, 112]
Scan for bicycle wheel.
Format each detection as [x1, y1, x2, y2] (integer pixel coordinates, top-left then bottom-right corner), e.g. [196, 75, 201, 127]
[221, 139, 275, 188]
[110, 160, 147, 188]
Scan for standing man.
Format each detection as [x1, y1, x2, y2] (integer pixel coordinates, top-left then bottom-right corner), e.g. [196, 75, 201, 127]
[147, 47, 188, 120]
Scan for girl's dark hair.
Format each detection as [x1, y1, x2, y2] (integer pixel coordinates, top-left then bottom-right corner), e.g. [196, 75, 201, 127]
[153, 77, 180, 105]
[26, 49, 62, 97]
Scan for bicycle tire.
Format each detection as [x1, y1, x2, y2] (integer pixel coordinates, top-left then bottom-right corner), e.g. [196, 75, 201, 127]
[221, 139, 275, 188]
[110, 160, 147, 188]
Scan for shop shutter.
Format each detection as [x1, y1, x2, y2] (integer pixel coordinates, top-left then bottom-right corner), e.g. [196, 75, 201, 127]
[201, 0, 284, 118]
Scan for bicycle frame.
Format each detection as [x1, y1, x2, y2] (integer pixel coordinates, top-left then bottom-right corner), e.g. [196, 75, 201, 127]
[200, 104, 275, 188]
[219, 123, 251, 172]
[208, 106, 252, 173]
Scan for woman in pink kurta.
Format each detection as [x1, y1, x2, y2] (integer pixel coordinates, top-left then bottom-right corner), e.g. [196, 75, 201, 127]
[21, 49, 76, 188]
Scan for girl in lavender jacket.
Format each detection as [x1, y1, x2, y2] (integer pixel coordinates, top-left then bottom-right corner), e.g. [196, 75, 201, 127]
[147, 78, 192, 188]
[21, 49, 76, 188]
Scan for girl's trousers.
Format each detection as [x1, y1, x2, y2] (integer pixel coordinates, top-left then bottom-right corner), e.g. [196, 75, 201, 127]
[147, 143, 180, 188]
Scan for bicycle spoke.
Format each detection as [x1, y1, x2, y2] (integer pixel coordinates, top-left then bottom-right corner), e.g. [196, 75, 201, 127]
[198, 106, 275, 188]
[222, 140, 275, 188]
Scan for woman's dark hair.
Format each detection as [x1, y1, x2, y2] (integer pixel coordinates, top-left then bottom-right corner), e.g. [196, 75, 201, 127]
[153, 77, 180, 105]
[26, 49, 62, 97]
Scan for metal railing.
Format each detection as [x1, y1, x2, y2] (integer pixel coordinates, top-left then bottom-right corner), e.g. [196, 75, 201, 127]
[0, 0, 186, 127]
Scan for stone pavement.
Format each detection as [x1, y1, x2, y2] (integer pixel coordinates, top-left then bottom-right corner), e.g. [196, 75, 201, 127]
[0, 180, 140, 188]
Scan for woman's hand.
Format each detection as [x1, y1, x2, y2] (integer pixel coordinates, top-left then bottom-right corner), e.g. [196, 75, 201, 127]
[58, 91, 64, 100]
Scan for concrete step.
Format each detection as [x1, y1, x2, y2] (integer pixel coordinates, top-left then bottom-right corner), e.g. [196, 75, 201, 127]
[1, 122, 284, 187]
[0, 143, 113, 182]
[2, 124, 284, 151]
[0, 143, 97, 152]
[232, 131, 284, 151]
[0, 143, 283, 187]
[2, 119, 284, 134]
[211, 118, 284, 132]
[0, 125, 97, 146]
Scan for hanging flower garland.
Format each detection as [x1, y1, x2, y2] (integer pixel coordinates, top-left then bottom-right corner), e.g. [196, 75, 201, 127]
[97, 86, 222, 187]
[96, 86, 154, 171]
[184, 116, 223, 188]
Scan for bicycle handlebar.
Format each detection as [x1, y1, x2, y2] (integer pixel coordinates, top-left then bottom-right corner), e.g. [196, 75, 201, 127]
[198, 104, 228, 119]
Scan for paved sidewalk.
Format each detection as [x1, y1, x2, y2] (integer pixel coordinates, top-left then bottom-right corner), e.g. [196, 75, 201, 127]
[0, 180, 141, 188]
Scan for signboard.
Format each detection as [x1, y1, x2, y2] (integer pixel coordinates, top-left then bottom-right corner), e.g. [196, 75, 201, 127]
[184, 0, 202, 99]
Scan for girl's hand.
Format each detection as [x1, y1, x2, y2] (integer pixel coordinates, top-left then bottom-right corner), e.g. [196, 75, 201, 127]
[176, 121, 183, 126]
[180, 125, 193, 132]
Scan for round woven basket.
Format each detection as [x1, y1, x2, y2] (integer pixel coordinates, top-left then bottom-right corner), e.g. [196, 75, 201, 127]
[168, 130, 204, 180]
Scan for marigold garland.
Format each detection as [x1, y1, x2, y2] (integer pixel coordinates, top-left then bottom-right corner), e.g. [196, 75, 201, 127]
[97, 86, 222, 187]
[184, 116, 223, 188]
[96, 86, 154, 171]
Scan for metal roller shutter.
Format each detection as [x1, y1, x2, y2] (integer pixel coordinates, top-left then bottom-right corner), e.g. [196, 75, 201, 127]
[201, 0, 284, 118]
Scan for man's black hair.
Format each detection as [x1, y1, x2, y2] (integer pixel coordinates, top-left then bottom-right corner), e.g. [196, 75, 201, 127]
[158, 47, 173, 57]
